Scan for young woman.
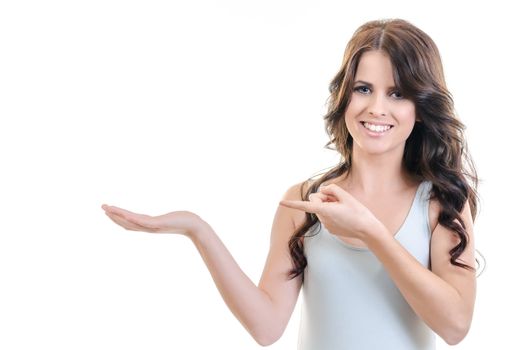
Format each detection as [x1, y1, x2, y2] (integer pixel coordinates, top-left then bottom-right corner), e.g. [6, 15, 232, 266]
[102, 18, 480, 349]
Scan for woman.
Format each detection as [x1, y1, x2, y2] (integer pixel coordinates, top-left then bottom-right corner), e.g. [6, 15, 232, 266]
[102, 18, 479, 349]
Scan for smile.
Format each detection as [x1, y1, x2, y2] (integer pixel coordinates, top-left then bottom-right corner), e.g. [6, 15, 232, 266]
[360, 122, 394, 133]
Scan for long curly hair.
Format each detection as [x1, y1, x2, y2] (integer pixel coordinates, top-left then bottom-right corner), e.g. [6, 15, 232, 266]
[287, 18, 480, 281]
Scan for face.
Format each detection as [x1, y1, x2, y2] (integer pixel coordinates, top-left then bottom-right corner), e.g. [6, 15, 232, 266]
[344, 50, 416, 157]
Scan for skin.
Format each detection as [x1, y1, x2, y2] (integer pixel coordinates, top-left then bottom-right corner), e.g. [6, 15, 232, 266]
[346, 50, 417, 159]
[282, 51, 477, 344]
[102, 50, 477, 346]
[321, 49, 420, 248]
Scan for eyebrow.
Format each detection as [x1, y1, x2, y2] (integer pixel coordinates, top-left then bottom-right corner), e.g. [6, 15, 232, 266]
[353, 80, 397, 90]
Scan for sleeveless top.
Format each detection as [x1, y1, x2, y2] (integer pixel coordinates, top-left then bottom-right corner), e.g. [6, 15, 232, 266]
[297, 181, 436, 350]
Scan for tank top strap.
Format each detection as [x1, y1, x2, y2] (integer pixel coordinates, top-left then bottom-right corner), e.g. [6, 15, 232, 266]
[417, 180, 433, 234]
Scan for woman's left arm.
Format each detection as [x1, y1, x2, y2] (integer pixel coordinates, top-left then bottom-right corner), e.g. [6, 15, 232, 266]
[280, 183, 477, 346]
[366, 199, 476, 346]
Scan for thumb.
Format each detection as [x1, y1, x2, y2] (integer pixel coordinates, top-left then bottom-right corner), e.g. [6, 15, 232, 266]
[319, 183, 348, 200]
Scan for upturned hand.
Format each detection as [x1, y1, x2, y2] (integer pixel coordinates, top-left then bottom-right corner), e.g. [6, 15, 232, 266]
[101, 204, 206, 238]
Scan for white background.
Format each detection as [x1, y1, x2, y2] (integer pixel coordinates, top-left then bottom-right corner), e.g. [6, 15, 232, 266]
[1, 0, 525, 348]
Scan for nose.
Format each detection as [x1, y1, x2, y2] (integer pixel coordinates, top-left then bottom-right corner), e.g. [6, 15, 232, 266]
[368, 93, 388, 117]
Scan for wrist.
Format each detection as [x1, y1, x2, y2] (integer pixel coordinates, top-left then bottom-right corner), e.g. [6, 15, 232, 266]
[188, 218, 212, 243]
[364, 222, 391, 247]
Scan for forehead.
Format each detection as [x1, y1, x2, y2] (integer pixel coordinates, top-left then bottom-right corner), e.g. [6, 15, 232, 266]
[354, 50, 396, 86]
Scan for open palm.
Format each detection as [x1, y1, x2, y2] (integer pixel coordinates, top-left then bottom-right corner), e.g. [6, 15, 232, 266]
[102, 204, 204, 237]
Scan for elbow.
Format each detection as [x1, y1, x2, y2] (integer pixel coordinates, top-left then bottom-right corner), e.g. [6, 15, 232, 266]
[441, 319, 471, 346]
[255, 337, 277, 347]
[443, 332, 467, 346]
[252, 325, 284, 347]
[253, 333, 280, 347]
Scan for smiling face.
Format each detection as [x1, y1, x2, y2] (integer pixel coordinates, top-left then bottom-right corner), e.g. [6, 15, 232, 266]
[345, 50, 416, 157]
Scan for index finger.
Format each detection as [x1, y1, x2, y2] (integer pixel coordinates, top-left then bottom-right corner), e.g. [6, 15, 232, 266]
[279, 199, 319, 214]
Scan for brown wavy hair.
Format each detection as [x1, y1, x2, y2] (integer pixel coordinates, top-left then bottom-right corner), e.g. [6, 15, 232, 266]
[287, 18, 481, 281]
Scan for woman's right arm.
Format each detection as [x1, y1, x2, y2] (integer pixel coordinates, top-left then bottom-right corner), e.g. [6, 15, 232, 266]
[189, 182, 305, 346]
[102, 182, 307, 346]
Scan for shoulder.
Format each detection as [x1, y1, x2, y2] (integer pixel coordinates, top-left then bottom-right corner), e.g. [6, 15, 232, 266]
[282, 181, 313, 201]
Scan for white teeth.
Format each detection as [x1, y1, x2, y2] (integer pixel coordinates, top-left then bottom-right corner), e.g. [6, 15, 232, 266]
[363, 122, 392, 133]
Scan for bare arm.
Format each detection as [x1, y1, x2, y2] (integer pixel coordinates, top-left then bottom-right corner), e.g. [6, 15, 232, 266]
[190, 220, 301, 346]
[280, 183, 477, 346]
[365, 200, 476, 345]
[102, 183, 306, 346]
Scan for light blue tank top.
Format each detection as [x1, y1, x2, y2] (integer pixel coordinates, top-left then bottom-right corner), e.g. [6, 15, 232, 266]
[298, 181, 436, 350]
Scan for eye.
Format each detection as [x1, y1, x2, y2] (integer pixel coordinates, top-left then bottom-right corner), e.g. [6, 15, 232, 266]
[391, 90, 404, 99]
[353, 86, 371, 94]
[354, 86, 405, 99]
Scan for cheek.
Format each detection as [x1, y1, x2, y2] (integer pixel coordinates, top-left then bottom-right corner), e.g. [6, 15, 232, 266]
[344, 100, 363, 124]
[396, 102, 416, 125]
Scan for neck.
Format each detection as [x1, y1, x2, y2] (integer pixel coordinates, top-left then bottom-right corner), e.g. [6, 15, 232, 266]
[345, 145, 415, 195]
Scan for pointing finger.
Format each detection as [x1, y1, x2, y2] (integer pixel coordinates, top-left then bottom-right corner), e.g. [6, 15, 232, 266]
[279, 199, 319, 214]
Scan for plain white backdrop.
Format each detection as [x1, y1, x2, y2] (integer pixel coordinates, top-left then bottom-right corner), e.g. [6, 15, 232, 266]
[1, 0, 526, 348]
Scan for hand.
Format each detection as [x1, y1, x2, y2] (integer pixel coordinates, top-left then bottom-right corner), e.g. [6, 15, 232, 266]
[279, 183, 384, 242]
[101, 204, 206, 238]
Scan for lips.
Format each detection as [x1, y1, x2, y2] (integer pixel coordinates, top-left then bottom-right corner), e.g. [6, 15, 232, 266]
[360, 121, 394, 133]
[360, 120, 394, 126]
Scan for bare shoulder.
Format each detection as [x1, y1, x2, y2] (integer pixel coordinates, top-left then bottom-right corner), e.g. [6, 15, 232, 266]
[428, 192, 474, 241]
[282, 180, 313, 200]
